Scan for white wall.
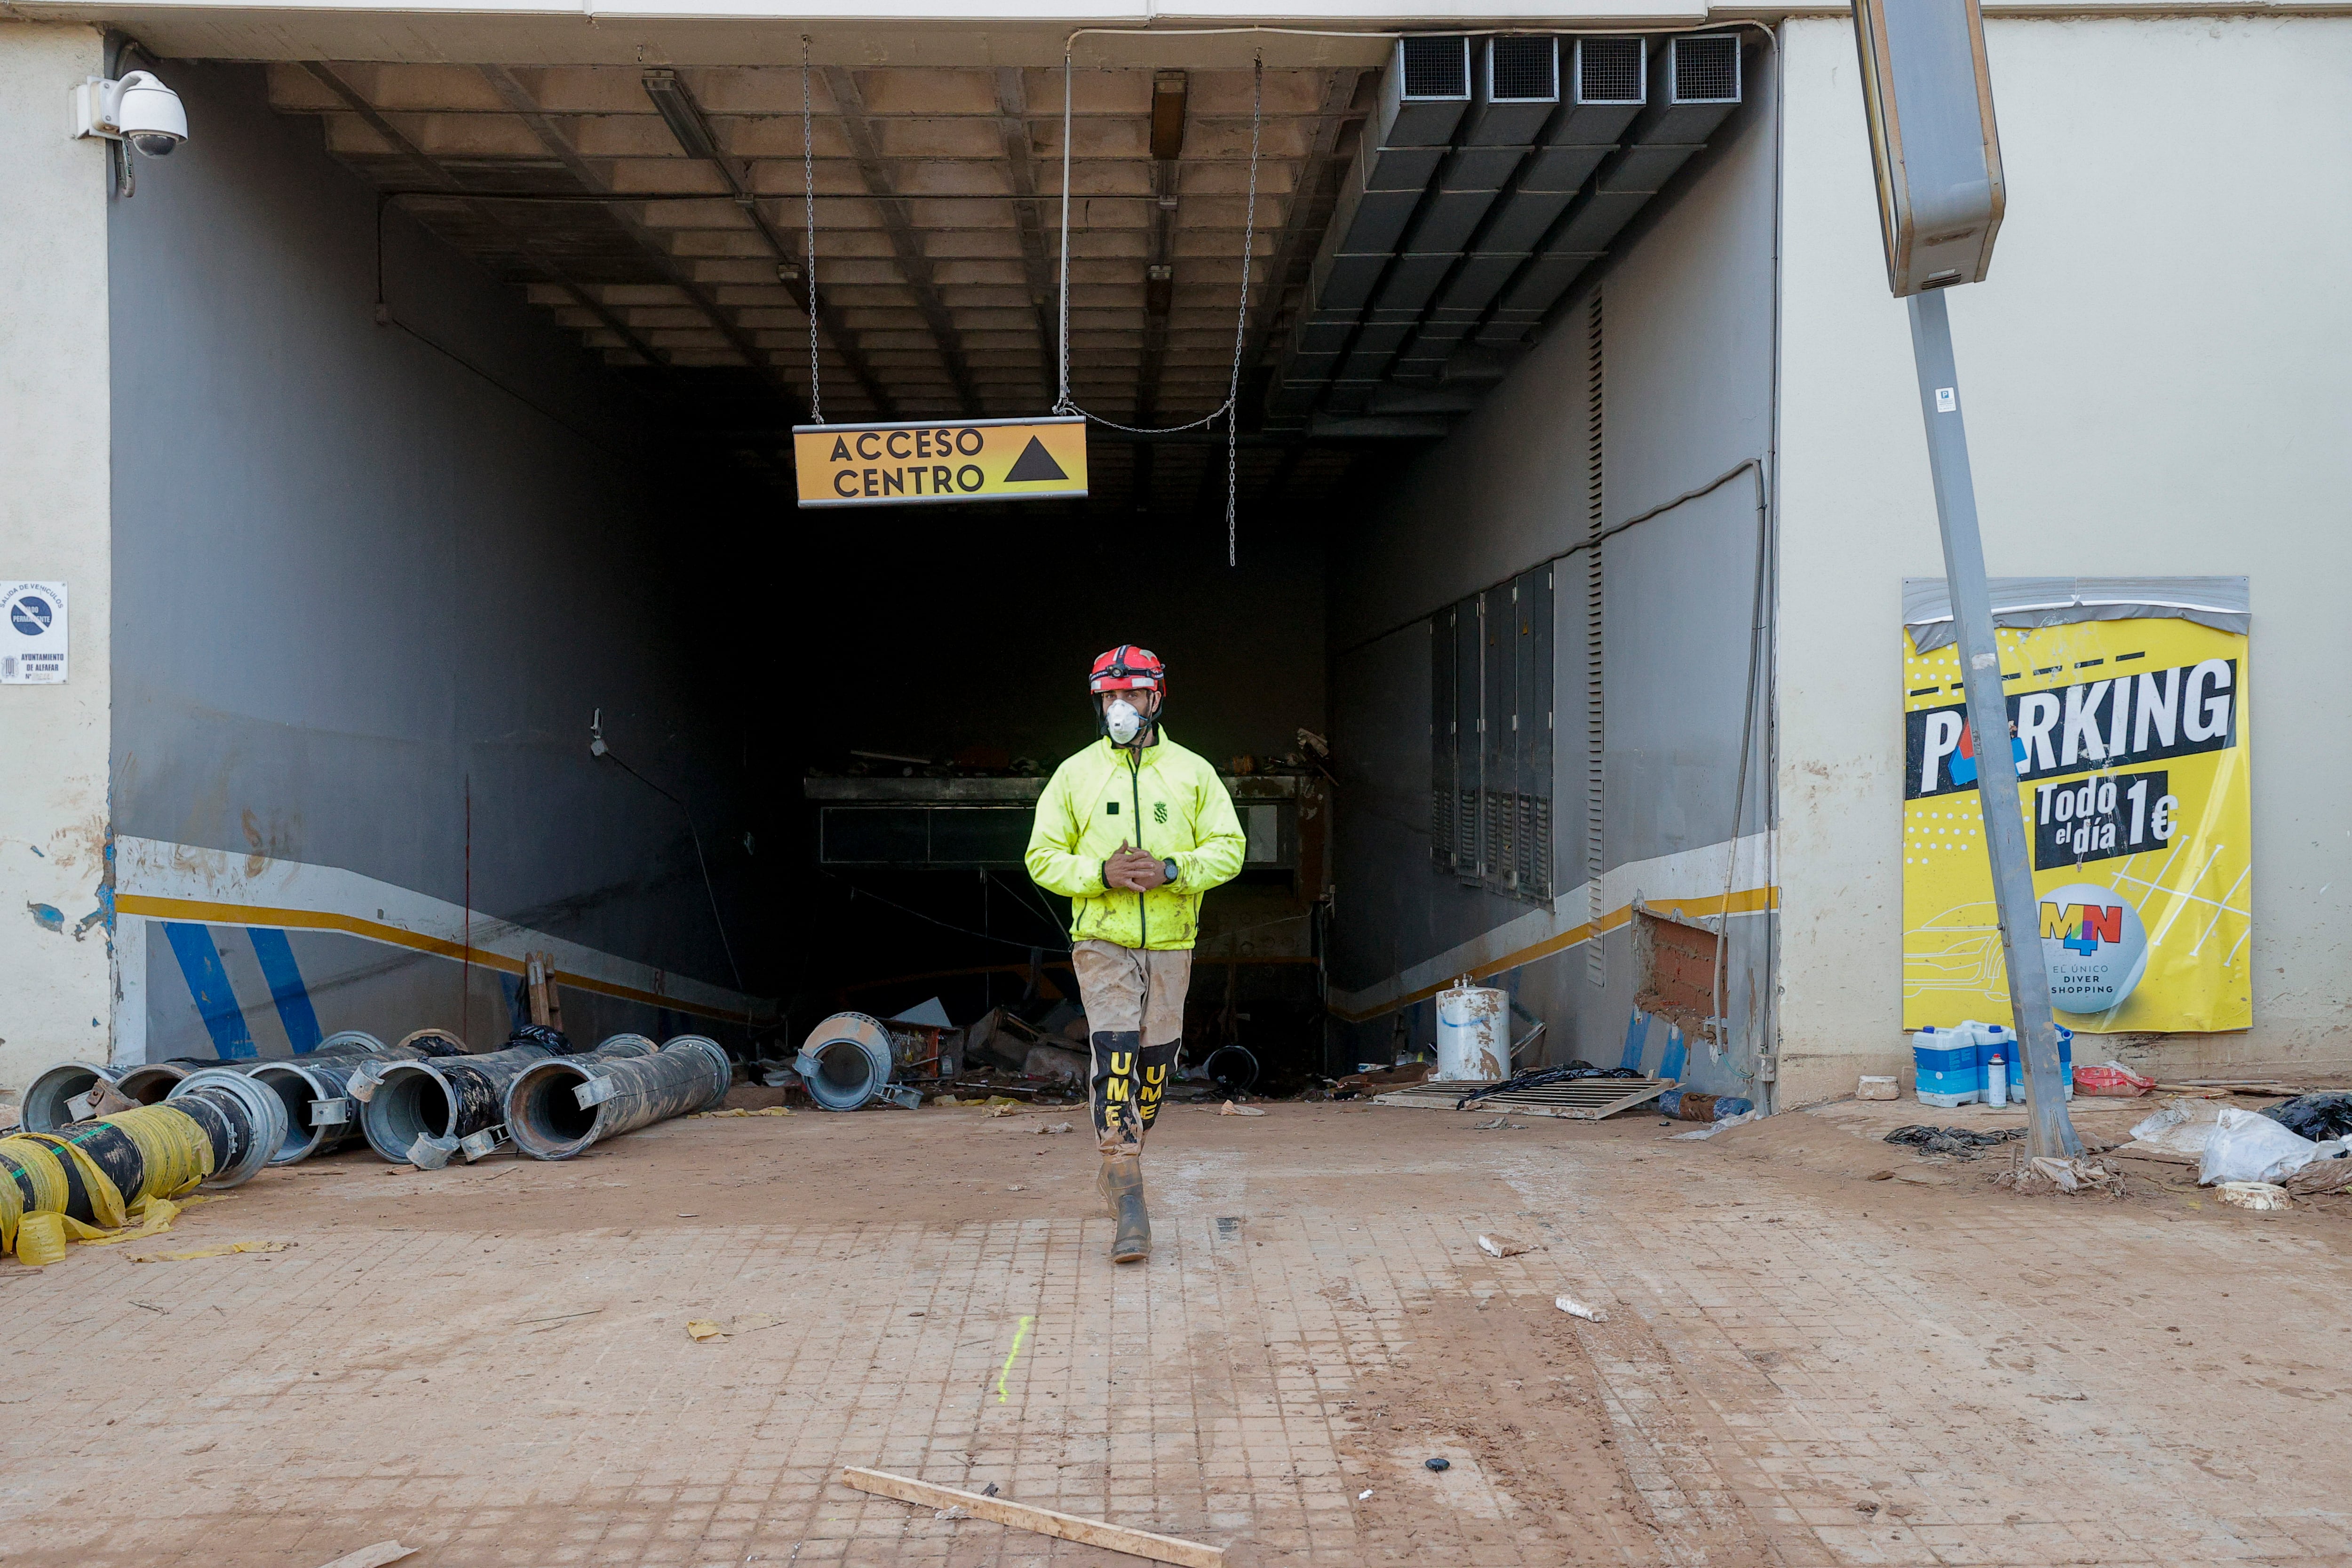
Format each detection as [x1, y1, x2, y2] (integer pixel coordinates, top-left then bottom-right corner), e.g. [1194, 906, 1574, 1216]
[0, 24, 115, 1076]
[1774, 14, 2352, 1102]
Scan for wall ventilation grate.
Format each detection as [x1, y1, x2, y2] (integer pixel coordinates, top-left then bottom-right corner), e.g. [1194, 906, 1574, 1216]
[1489, 36, 1558, 102]
[1576, 37, 1645, 105]
[1401, 36, 1470, 99]
[1673, 35, 1741, 105]
[1584, 288, 1606, 986]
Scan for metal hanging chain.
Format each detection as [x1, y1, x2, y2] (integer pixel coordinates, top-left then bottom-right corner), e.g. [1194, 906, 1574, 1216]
[803, 34, 823, 424]
[1227, 55, 1261, 566]
[1054, 52, 1262, 446]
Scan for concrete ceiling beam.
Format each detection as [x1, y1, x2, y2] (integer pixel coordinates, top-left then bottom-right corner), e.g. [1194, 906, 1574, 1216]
[824, 66, 983, 418]
[298, 61, 667, 371]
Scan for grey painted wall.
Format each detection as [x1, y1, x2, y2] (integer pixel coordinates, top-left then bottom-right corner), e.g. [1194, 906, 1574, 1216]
[1329, 42, 1780, 1090]
[109, 62, 755, 1049]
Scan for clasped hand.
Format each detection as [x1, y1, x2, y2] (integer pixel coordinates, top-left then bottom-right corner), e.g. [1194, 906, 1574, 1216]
[1104, 840, 1168, 892]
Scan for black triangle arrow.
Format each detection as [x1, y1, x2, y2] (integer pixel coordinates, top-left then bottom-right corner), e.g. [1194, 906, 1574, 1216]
[1004, 436, 1069, 483]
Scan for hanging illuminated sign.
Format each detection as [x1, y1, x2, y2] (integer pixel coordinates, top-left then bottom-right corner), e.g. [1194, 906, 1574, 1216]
[792, 416, 1088, 508]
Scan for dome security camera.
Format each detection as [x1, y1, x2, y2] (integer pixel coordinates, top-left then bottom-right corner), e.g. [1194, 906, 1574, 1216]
[71, 71, 188, 157]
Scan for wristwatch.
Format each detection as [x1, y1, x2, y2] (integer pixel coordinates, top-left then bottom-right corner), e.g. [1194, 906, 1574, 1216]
[1161, 858, 1180, 886]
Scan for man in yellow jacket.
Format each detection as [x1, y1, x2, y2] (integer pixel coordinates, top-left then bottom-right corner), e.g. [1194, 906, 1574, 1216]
[1025, 645, 1246, 1264]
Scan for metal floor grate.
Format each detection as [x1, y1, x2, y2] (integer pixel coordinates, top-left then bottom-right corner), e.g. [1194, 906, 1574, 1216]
[1370, 1076, 1672, 1120]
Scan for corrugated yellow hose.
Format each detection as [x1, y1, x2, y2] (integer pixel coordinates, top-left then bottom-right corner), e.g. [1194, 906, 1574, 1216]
[15, 1212, 66, 1266]
[0, 1137, 68, 1250]
[97, 1106, 214, 1199]
[20, 1132, 127, 1230]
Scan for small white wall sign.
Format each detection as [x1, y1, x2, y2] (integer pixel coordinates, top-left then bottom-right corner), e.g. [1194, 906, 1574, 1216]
[0, 582, 68, 684]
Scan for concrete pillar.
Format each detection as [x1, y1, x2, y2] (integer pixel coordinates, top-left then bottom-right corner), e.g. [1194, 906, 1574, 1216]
[0, 24, 114, 1086]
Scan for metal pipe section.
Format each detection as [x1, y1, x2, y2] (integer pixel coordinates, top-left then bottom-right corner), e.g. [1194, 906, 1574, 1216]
[251, 1043, 427, 1165]
[795, 1012, 900, 1112]
[360, 1034, 658, 1168]
[114, 1059, 214, 1105]
[21, 1062, 126, 1134]
[504, 1036, 732, 1160]
[102, 1033, 391, 1115]
[166, 1068, 292, 1188]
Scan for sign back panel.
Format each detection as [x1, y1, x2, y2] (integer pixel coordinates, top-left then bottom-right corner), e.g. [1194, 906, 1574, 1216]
[1852, 0, 2006, 295]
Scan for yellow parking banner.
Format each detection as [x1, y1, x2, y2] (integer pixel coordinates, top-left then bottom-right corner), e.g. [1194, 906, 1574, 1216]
[1902, 618, 2252, 1034]
[794, 416, 1087, 508]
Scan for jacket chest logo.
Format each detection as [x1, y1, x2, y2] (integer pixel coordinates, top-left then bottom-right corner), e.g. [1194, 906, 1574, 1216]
[1105, 800, 1119, 815]
[1153, 802, 1168, 824]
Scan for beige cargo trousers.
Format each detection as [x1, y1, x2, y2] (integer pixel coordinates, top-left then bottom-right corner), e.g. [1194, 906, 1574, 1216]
[1072, 939, 1192, 1154]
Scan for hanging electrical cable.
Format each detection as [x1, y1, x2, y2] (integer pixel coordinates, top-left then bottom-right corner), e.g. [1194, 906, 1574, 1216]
[803, 33, 823, 425]
[1056, 52, 1262, 565]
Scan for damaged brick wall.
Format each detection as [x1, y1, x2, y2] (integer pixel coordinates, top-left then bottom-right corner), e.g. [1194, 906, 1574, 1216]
[1634, 910, 1719, 1038]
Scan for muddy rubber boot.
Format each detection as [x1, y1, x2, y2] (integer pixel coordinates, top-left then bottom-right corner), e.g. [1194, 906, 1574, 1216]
[1106, 1154, 1150, 1264]
[1096, 1153, 1124, 1218]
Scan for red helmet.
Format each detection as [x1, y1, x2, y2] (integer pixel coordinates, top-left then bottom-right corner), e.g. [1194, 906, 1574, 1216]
[1089, 645, 1165, 693]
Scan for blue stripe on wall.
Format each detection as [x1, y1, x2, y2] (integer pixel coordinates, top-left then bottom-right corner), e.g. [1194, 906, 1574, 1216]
[161, 922, 258, 1060]
[247, 927, 324, 1054]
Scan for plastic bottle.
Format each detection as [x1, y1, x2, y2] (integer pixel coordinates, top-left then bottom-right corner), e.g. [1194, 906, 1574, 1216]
[1912, 1024, 1979, 1107]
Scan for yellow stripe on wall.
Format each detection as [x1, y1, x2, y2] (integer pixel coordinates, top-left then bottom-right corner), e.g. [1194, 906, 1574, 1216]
[116, 893, 766, 1027]
[1326, 884, 1778, 1023]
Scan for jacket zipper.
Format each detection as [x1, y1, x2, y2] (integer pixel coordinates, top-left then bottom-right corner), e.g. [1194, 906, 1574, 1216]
[1128, 748, 1149, 948]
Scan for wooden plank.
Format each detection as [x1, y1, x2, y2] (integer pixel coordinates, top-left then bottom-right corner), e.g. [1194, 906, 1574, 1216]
[842, 1467, 1224, 1567]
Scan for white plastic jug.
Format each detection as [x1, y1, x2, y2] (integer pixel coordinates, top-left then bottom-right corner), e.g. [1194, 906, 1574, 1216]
[1434, 984, 1508, 1082]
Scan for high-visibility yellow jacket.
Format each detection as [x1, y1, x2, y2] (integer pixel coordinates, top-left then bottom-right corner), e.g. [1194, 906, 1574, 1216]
[1025, 728, 1247, 950]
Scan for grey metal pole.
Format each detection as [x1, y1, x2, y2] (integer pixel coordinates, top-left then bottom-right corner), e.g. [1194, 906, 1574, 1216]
[1904, 289, 2080, 1160]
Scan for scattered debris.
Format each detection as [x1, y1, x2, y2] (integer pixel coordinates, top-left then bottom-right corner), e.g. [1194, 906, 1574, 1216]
[1477, 1234, 1536, 1258]
[1358, 1489, 1375, 1501]
[129, 1240, 293, 1263]
[1669, 1111, 1758, 1141]
[2201, 1106, 2348, 1186]
[1857, 1075, 1899, 1101]
[1424, 1457, 1450, 1472]
[1556, 1295, 1607, 1323]
[2217, 1181, 2288, 1212]
[1022, 1045, 1091, 1085]
[935, 1505, 971, 1520]
[843, 1466, 1225, 1567]
[1329, 1060, 1435, 1099]
[1033, 1122, 1076, 1135]
[2264, 1092, 2352, 1142]
[686, 1312, 781, 1341]
[309, 1544, 415, 1568]
[693, 1106, 794, 1118]
[2074, 1061, 2158, 1097]
[1883, 1125, 2026, 1160]
[1218, 1102, 1265, 1117]
[1468, 1117, 1526, 1130]
[2114, 1099, 2223, 1164]
[1660, 1089, 1756, 1123]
